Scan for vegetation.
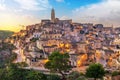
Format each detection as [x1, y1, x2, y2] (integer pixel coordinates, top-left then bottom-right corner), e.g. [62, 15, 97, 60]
[0, 42, 61, 80]
[9, 53, 17, 62]
[47, 74, 61, 80]
[0, 42, 17, 68]
[44, 51, 72, 80]
[112, 71, 120, 76]
[0, 63, 45, 80]
[0, 63, 62, 80]
[7, 63, 28, 80]
[0, 30, 14, 40]
[26, 69, 47, 80]
[67, 71, 82, 80]
[76, 76, 87, 80]
[30, 38, 39, 42]
[0, 42, 16, 51]
[67, 71, 87, 80]
[0, 43, 107, 80]
[86, 63, 105, 80]
[16, 62, 28, 67]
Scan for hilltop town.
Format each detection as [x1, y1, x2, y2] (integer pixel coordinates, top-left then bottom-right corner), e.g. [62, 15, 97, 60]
[7, 8, 120, 72]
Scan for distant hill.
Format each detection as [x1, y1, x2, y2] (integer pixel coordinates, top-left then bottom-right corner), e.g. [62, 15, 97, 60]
[0, 30, 14, 39]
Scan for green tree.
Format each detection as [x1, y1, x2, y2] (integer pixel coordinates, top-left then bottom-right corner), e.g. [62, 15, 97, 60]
[9, 52, 17, 62]
[0, 63, 48, 80]
[44, 51, 72, 80]
[16, 62, 28, 67]
[30, 38, 39, 42]
[67, 71, 86, 80]
[7, 63, 28, 80]
[76, 76, 87, 80]
[47, 74, 61, 80]
[86, 63, 105, 80]
[0, 68, 8, 80]
[67, 71, 80, 80]
[26, 70, 47, 80]
[112, 71, 120, 76]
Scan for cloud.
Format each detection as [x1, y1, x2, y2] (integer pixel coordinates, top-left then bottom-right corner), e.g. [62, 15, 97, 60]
[14, 0, 51, 10]
[0, 0, 51, 29]
[72, 0, 120, 27]
[0, 0, 6, 10]
[56, 0, 64, 2]
[60, 16, 70, 20]
[0, 0, 52, 31]
[0, 12, 41, 31]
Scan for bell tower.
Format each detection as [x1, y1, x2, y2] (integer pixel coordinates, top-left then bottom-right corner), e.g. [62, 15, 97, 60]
[51, 8, 55, 23]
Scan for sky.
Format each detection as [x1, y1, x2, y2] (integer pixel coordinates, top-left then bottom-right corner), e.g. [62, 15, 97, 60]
[0, 0, 120, 32]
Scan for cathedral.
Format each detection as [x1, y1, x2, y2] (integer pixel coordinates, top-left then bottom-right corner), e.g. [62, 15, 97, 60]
[41, 8, 72, 24]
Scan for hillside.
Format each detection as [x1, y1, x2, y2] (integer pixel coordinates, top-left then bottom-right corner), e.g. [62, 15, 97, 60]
[0, 42, 17, 68]
[0, 30, 14, 39]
